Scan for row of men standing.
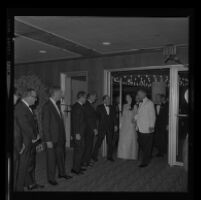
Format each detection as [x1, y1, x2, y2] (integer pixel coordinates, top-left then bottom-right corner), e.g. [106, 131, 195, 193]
[14, 86, 118, 191]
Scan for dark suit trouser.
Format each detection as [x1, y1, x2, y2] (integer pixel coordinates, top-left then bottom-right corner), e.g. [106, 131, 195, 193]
[72, 138, 85, 172]
[14, 150, 19, 191]
[82, 127, 94, 164]
[46, 143, 66, 182]
[138, 132, 153, 165]
[16, 144, 36, 191]
[92, 130, 114, 160]
[154, 126, 167, 155]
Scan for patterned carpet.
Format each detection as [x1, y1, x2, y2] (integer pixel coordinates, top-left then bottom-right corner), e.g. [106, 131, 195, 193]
[33, 148, 187, 192]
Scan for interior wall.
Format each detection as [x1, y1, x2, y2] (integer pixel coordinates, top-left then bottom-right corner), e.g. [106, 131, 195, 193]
[15, 46, 188, 104]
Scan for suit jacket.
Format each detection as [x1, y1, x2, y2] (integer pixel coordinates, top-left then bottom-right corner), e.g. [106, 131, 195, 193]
[14, 115, 23, 153]
[96, 104, 118, 132]
[155, 102, 169, 129]
[42, 99, 66, 144]
[135, 97, 156, 133]
[83, 100, 97, 131]
[15, 101, 38, 146]
[71, 102, 86, 138]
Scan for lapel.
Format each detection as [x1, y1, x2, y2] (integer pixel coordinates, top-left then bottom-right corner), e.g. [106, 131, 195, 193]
[76, 101, 82, 110]
[49, 100, 61, 119]
[21, 101, 33, 116]
[155, 104, 159, 116]
[102, 104, 109, 116]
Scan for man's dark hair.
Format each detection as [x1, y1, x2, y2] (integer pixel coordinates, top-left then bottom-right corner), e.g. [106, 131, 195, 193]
[49, 86, 60, 97]
[102, 95, 109, 101]
[22, 88, 35, 98]
[77, 91, 86, 99]
[14, 87, 20, 96]
[87, 92, 97, 99]
[160, 94, 166, 99]
[138, 88, 147, 94]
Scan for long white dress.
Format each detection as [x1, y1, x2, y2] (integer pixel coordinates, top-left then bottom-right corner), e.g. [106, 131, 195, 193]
[117, 104, 138, 160]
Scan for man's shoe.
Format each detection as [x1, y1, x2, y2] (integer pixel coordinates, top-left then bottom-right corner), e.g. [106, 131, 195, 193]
[48, 180, 58, 185]
[107, 158, 115, 162]
[71, 169, 84, 175]
[92, 157, 98, 162]
[87, 162, 94, 167]
[27, 184, 44, 190]
[139, 164, 148, 168]
[82, 162, 88, 167]
[58, 175, 73, 179]
[156, 153, 164, 157]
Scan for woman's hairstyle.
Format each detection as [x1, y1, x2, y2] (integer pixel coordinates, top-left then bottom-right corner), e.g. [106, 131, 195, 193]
[124, 93, 134, 110]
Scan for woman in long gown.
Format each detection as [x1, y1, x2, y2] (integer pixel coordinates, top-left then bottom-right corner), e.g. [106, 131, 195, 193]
[117, 94, 138, 160]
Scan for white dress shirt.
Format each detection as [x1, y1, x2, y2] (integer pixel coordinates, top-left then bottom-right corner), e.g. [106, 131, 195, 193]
[21, 99, 33, 114]
[135, 97, 156, 134]
[50, 98, 61, 117]
[156, 104, 161, 115]
[104, 104, 110, 115]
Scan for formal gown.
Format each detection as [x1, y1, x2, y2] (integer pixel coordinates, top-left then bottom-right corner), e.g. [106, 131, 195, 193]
[117, 104, 138, 160]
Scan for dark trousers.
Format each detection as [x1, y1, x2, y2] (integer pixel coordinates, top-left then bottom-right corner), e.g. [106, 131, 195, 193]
[92, 130, 114, 160]
[138, 132, 153, 165]
[16, 144, 36, 191]
[154, 126, 167, 155]
[46, 143, 66, 182]
[13, 150, 20, 191]
[72, 138, 85, 172]
[82, 128, 94, 164]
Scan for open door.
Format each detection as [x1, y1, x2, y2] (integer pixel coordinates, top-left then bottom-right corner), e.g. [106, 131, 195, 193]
[61, 71, 88, 148]
[168, 65, 188, 166]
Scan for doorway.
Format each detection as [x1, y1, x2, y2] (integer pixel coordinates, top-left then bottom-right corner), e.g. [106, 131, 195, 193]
[60, 71, 88, 147]
[104, 65, 189, 166]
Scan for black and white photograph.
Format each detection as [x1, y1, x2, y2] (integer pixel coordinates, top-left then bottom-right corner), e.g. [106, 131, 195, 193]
[6, 8, 194, 197]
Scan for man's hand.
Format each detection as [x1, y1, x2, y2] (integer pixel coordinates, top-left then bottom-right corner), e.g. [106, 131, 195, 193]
[114, 126, 118, 132]
[75, 134, 81, 140]
[94, 129, 98, 136]
[46, 141, 53, 148]
[32, 134, 40, 143]
[36, 144, 43, 152]
[166, 125, 169, 131]
[19, 143, 25, 154]
[149, 127, 155, 133]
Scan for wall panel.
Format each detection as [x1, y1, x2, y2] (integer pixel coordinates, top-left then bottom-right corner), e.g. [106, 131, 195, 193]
[15, 47, 188, 104]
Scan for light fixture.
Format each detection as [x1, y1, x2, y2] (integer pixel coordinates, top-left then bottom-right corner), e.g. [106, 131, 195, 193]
[102, 42, 111, 46]
[39, 50, 47, 54]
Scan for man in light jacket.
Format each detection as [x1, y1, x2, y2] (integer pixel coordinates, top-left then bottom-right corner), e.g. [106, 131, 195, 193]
[135, 88, 156, 168]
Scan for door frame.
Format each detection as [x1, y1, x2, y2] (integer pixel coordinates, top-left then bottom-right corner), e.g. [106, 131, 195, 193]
[173, 67, 189, 166]
[60, 71, 88, 147]
[103, 64, 188, 166]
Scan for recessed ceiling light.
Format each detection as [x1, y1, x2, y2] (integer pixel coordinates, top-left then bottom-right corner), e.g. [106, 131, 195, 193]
[102, 42, 111, 46]
[39, 50, 47, 53]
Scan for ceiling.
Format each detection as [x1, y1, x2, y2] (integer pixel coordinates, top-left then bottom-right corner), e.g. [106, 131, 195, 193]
[14, 16, 188, 64]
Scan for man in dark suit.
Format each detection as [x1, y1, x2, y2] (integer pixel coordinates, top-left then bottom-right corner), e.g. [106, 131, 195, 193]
[15, 88, 43, 191]
[92, 95, 118, 162]
[13, 88, 23, 191]
[71, 91, 87, 175]
[42, 86, 72, 186]
[82, 92, 98, 167]
[154, 94, 169, 157]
